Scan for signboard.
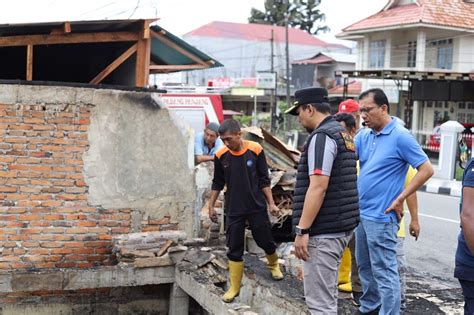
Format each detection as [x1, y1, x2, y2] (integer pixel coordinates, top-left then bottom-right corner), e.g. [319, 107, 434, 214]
[256, 72, 276, 90]
[159, 94, 224, 132]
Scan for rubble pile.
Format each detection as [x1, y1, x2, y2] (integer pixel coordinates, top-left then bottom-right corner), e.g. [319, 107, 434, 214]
[113, 231, 190, 268]
[243, 127, 299, 242]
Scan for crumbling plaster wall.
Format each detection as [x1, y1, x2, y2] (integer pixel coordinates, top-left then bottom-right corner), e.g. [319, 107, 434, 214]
[83, 90, 196, 235]
[0, 83, 196, 272]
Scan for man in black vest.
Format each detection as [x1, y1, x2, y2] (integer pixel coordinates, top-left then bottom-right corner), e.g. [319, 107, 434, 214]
[285, 87, 359, 314]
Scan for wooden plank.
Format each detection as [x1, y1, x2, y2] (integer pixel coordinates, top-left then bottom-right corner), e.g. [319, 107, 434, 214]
[50, 22, 72, 35]
[26, 45, 33, 81]
[135, 21, 152, 87]
[63, 22, 71, 33]
[90, 43, 137, 84]
[149, 64, 208, 73]
[151, 30, 209, 66]
[0, 31, 139, 47]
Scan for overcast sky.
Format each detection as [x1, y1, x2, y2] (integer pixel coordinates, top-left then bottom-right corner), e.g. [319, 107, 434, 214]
[0, 0, 385, 43]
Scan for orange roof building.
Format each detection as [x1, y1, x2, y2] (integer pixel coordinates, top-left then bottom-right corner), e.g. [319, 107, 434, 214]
[337, 0, 474, 73]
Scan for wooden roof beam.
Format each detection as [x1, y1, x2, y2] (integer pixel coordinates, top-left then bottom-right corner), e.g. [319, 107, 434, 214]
[149, 64, 208, 73]
[90, 43, 138, 85]
[26, 45, 33, 81]
[0, 31, 139, 47]
[135, 20, 152, 88]
[50, 22, 72, 35]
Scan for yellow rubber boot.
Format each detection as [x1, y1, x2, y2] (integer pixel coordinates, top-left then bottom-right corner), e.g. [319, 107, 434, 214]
[266, 252, 284, 280]
[338, 247, 351, 285]
[222, 260, 244, 303]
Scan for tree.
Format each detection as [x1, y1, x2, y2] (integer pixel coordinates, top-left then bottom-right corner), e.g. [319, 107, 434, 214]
[248, 0, 329, 35]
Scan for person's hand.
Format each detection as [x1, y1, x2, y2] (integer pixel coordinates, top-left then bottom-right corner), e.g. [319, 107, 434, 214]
[268, 203, 280, 216]
[294, 234, 310, 261]
[384, 197, 404, 222]
[409, 220, 420, 240]
[209, 207, 218, 223]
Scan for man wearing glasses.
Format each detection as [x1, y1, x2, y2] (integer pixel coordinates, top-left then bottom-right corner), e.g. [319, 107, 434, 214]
[354, 88, 433, 314]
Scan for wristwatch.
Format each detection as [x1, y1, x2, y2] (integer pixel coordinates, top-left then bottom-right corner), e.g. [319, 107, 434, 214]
[295, 226, 310, 236]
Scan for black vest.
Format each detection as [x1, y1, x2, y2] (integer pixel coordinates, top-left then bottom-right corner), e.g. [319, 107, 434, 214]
[292, 116, 359, 236]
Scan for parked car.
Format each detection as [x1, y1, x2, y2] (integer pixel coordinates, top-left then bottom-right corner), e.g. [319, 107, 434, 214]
[426, 123, 473, 153]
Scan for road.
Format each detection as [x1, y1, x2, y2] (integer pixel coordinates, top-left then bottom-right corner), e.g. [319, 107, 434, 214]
[404, 191, 461, 284]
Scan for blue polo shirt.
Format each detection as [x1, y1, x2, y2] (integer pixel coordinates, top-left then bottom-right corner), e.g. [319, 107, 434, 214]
[194, 132, 224, 156]
[455, 158, 474, 281]
[355, 117, 428, 222]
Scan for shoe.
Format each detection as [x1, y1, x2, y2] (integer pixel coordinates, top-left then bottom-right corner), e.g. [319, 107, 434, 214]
[338, 282, 353, 293]
[353, 305, 380, 315]
[266, 252, 284, 280]
[351, 291, 362, 306]
[222, 260, 244, 303]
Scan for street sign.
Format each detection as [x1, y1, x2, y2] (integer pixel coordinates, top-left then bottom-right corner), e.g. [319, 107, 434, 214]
[256, 72, 276, 90]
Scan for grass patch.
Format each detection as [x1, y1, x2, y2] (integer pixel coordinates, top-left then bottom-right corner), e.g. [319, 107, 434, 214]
[456, 166, 464, 181]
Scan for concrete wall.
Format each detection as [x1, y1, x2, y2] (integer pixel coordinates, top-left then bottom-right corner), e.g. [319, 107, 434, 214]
[83, 90, 195, 234]
[0, 284, 171, 315]
[0, 84, 195, 272]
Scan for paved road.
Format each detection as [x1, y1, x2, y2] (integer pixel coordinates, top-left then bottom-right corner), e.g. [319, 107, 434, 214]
[404, 191, 461, 284]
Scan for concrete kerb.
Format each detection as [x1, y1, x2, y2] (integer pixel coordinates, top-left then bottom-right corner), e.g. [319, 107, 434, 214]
[419, 177, 462, 197]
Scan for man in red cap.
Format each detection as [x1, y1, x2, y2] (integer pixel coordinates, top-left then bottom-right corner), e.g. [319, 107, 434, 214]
[338, 99, 361, 131]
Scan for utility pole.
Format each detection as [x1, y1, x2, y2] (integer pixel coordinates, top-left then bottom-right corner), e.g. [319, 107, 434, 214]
[270, 29, 276, 133]
[285, 0, 291, 129]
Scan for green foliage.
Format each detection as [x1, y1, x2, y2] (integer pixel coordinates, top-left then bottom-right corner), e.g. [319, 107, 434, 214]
[249, 0, 329, 35]
[234, 114, 253, 127]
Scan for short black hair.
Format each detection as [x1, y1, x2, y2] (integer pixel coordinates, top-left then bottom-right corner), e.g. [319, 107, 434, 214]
[359, 88, 390, 112]
[301, 102, 331, 114]
[218, 119, 241, 134]
[334, 113, 356, 131]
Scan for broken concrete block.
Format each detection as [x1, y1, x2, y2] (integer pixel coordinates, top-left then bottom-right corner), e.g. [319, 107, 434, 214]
[246, 235, 265, 256]
[211, 257, 228, 270]
[183, 248, 215, 268]
[168, 246, 188, 264]
[134, 255, 174, 268]
[183, 238, 206, 246]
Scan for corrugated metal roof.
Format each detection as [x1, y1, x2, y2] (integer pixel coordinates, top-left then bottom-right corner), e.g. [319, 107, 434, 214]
[150, 25, 223, 69]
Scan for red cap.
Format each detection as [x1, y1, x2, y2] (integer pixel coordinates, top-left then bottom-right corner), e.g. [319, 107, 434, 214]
[337, 99, 360, 114]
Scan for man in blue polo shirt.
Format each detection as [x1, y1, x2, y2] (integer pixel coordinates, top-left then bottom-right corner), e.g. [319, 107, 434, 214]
[355, 88, 433, 315]
[455, 157, 474, 314]
[194, 122, 224, 164]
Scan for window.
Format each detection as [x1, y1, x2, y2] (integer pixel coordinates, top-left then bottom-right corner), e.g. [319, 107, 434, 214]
[369, 40, 386, 68]
[430, 39, 453, 69]
[407, 41, 417, 67]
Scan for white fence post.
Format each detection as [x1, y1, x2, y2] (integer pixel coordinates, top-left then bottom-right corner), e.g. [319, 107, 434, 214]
[435, 121, 464, 180]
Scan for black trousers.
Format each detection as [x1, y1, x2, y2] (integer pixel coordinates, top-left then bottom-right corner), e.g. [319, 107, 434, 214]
[460, 279, 474, 315]
[226, 211, 277, 261]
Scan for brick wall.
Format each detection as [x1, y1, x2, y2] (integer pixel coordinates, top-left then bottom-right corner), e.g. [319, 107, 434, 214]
[0, 99, 179, 271]
[0, 103, 124, 270]
[0, 84, 197, 277]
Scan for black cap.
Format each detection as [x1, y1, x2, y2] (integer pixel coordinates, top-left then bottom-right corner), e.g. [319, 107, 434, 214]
[285, 87, 329, 115]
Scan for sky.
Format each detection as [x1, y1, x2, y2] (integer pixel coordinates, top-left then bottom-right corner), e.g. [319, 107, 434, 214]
[0, 0, 386, 44]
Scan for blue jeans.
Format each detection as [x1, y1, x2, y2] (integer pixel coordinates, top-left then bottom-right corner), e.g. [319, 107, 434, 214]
[355, 218, 400, 315]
